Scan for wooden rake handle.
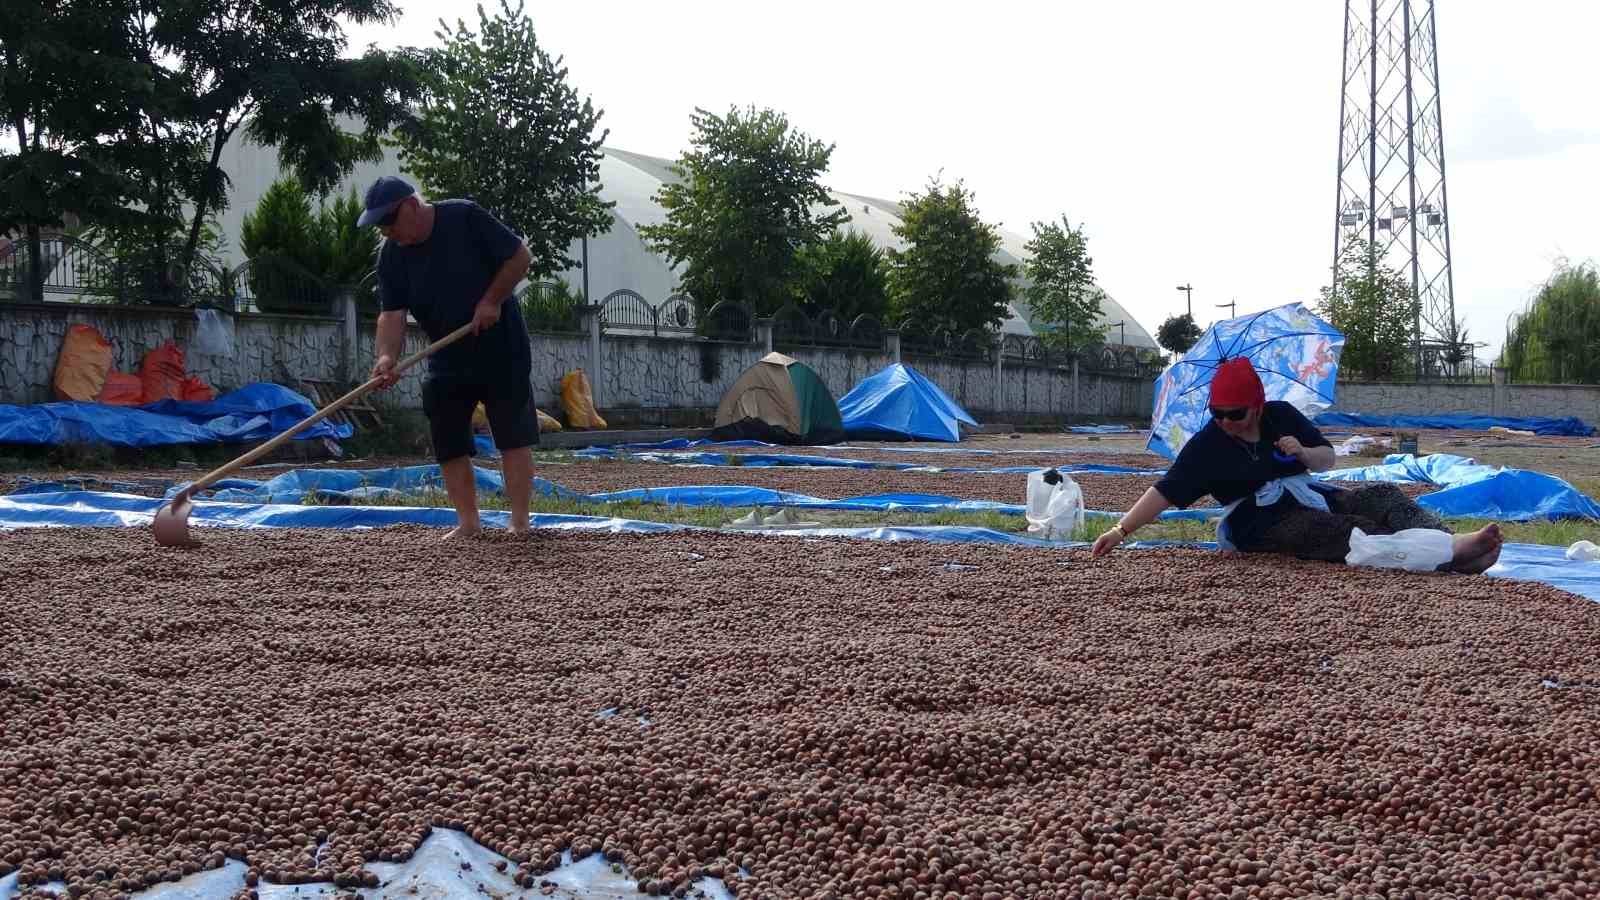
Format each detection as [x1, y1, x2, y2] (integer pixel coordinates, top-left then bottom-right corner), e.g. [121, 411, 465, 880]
[176, 321, 476, 499]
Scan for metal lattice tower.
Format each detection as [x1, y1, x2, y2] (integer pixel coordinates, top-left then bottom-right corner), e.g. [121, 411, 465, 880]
[1333, 0, 1459, 375]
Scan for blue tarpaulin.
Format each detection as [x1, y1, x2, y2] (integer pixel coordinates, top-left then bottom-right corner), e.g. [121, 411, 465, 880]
[0, 490, 1595, 602]
[837, 363, 979, 442]
[1313, 411, 1595, 437]
[570, 446, 1170, 475]
[1069, 424, 1138, 434]
[1320, 452, 1600, 521]
[149, 465, 1204, 519]
[0, 383, 351, 447]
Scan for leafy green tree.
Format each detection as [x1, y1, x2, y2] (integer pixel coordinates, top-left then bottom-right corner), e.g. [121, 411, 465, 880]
[1023, 215, 1101, 351]
[1502, 260, 1600, 383]
[240, 179, 319, 269]
[149, 0, 423, 277]
[239, 177, 379, 311]
[886, 174, 1017, 333]
[639, 104, 847, 316]
[792, 228, 890, 324]
[313, 188, 381, 296]
[1317, 236, 1419, 380]
[0, 0, 177, 300]
[1157, 312, 1202, 355]
[389, 0, 612, 278]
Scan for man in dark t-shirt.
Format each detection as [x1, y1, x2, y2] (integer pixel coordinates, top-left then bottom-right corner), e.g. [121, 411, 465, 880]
[360, 175, 538, 539]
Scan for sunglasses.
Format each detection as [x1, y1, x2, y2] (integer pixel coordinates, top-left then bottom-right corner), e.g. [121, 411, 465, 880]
[1209, 407, 1250, 422]
[376, 206, 401, 228]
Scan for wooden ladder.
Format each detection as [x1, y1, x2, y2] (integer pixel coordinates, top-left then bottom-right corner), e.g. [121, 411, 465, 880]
[300, 377, 386, 431]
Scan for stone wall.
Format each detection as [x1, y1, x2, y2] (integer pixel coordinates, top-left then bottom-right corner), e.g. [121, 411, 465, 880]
[0, 301, 1154, 425]
[1, 302, 347, 405]
[1330, 381, 1600, 425]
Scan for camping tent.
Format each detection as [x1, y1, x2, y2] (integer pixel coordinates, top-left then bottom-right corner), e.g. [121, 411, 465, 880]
[837, 363, 978, 442]
[710, 352, 845, 445]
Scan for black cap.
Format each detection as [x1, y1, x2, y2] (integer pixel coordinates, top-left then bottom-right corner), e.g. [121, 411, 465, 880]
[357, 175, 417, 227]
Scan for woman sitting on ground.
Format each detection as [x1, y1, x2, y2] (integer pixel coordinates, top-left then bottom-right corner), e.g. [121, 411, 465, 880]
[1090, 358, 1503, 573]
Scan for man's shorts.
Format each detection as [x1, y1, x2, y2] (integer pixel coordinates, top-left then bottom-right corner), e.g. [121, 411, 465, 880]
[421, 370, 540, 463]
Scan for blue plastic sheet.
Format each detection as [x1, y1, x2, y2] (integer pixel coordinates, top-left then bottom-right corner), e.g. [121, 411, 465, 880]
[837, 363, 979, 442]
[572, 446, 1170, 475]
[1069, 424, 1138, 434]
[0, 383, 351, 447]
[1320, 453, 1600, 521]
[1, 491, 1595, 602]
[1313, 411, 1595, 437]
[172, 465, 1206, 519]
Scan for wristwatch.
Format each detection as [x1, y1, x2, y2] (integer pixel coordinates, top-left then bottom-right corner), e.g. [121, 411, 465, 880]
[1114, 523, 1131, 538]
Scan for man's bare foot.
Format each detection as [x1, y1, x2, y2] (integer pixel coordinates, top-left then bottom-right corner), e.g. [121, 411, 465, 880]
[509, 525, 531, 538]
[1453, 546, 1502, 575]
[443, 524, 482, 541]
[1446, 524, 1502, 573]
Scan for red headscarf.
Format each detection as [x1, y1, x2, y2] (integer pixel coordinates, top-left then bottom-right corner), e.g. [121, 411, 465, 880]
[1209, 357, 1265, 409]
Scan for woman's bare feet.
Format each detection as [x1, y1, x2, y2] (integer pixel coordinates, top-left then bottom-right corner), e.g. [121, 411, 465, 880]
[1446, 524, 1503, 574]
[443, 524, 482, 541]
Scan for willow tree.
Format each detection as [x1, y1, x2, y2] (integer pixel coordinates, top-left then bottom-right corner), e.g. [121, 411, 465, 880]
[1502, 261, 1600, 383]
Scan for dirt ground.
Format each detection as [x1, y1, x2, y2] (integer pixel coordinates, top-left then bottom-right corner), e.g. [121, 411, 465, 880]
[2, 527, 1598, 898]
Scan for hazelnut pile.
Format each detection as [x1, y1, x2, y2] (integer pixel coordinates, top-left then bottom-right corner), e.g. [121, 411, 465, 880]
[2, 526, 1597, 899]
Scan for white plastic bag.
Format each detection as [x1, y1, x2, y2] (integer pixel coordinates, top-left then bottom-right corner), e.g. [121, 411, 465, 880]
[192, 308, 235, 357]
[1344, 526, 1453, 572]
[1566, 540, 1600, 561]
[1025, 468, 1084, 541]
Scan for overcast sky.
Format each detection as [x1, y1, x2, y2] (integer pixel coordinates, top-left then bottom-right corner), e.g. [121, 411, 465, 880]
[344, 1, 1599, 360]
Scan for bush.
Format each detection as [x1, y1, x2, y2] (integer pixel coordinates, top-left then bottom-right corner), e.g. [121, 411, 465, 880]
[240, 179, 379, 313]
[519, 279, 583, 332]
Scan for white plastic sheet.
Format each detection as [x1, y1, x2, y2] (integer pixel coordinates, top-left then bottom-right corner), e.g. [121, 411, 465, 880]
[1344, 526, 1453, 572]
[192, 308, 235, 357]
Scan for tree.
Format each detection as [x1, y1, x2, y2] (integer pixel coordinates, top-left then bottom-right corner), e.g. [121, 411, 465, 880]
[389, 0, 612, 279]
[0, 0, 174, 300]
[886, 174, 1018, 334]
[239, 177, 379, 311]
[1157, 313, 1202, 356]
[1022, 215, 1101, 351]
[1502, 260, 1600, 383]
[792, 228, 890, 324]
[1317, 236, 1419, 380]
[148, 0, 424, 278]
[638, 104, 847, 316]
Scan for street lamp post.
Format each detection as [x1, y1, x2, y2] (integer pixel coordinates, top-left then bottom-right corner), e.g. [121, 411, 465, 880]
[1217, 299, 1237, 320]
[1175, 283, 1193, 317]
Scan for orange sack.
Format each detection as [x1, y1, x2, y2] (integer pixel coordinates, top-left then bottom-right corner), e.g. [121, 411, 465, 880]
[52, 324, 115, 401]
[139, 340, 188, 403]
[98, 373, 145, 406]
[559, 369, 607, 430]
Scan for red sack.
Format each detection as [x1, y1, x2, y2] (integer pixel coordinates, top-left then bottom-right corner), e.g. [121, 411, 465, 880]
[178, 375, 215, 403]
[139, 340, 187, 403]
[98, 372, 145, 406]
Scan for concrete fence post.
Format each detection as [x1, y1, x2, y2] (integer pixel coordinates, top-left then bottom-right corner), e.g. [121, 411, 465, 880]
[992, 336, 1003, 417]
[1071, 356, 1080, 424]
[340, 291, 358, 383]
[754, 317, 774, 355]
[579, 303, 604, 408]
[885, 329, 901, 364]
